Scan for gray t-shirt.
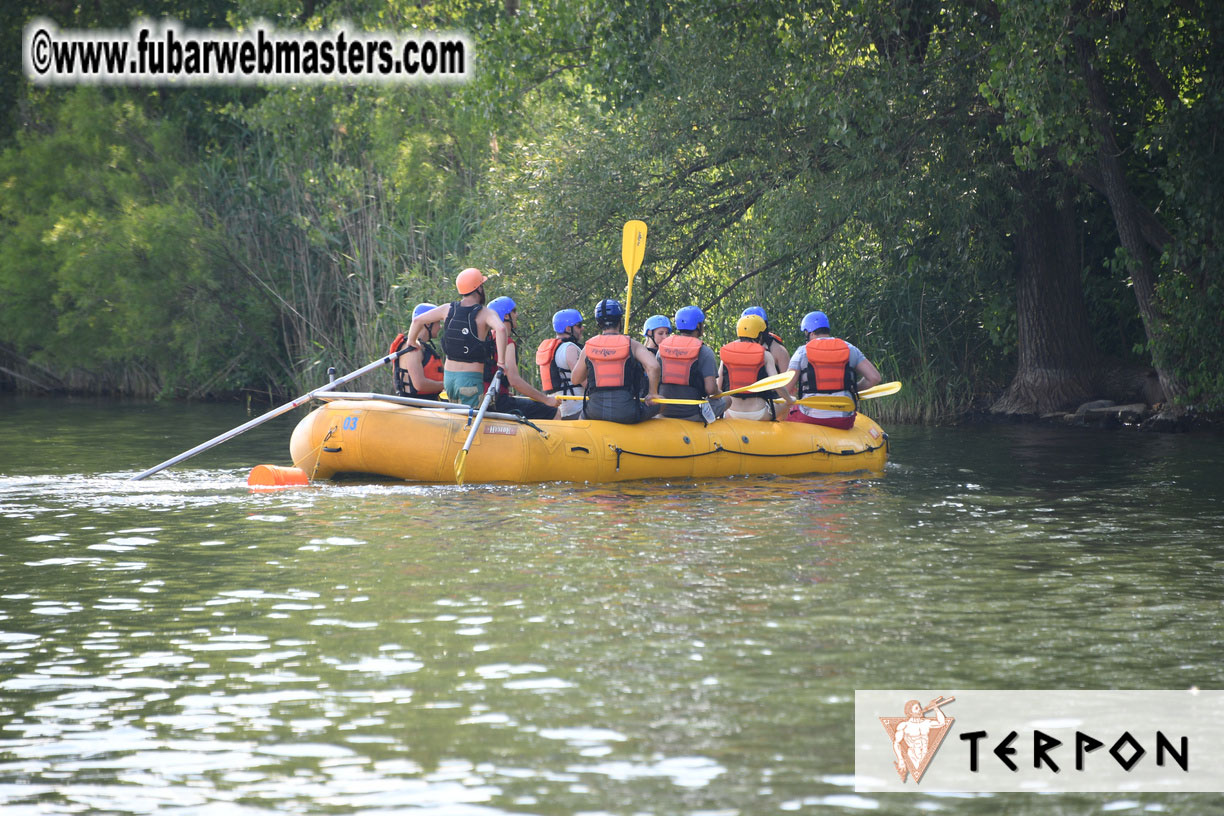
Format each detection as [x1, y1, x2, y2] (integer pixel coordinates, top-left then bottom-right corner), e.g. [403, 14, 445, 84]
[788, 340, 866, 417]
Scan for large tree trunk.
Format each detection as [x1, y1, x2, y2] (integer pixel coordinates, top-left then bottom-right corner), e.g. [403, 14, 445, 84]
[1074, 29, 1187, 402]
[992, 173, 1099, 415]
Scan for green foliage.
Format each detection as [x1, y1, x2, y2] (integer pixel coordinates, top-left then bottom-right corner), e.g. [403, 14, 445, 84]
[0, 88, 275, 396]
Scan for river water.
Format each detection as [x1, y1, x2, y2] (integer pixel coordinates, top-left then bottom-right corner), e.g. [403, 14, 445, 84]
[1, 394, 1222, 815]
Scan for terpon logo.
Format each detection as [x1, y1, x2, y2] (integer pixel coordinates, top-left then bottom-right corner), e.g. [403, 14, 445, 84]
[855, 690, 1211, 794]
[878, 695, 954, 783]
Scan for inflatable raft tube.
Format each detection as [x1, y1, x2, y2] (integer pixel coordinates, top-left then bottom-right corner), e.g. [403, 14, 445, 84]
[289, 395, 888, 484]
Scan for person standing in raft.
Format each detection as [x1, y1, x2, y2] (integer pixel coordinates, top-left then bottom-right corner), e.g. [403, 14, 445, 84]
[657, 305, 728, 422]
[641, 314, 672, 352]
[536, 308, 585, 420]
[787, 310, 882, 429]
[570, 298, 661, 424]
[717, 313, 794, 421]
[485, 296, 560, 420]
[407, 268, 508, 409]
[741, 306, 790, 376]
[389, 302, 445, 400]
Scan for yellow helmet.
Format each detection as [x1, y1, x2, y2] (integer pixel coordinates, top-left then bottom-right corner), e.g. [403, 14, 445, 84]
[736, 313, 767, 340]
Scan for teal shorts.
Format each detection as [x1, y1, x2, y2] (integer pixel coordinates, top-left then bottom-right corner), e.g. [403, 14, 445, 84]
[444, 370, 485, 408]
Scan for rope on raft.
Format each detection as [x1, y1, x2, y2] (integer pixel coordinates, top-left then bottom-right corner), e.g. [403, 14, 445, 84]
[611, 439, 888, 472]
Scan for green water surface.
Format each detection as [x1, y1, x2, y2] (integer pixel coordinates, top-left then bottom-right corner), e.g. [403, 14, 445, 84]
[1, 395, 1222, 815]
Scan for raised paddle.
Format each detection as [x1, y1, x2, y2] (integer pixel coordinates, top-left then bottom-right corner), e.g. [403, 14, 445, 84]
[453, 368, 504, 486]
[621, 220, 647, 331]
[131, 351, 402, 481]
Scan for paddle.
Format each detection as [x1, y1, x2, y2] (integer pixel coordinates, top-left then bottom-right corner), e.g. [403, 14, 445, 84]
[576, 370, 797, 406]
[453, 369, 504, 486]
[787, 395, 857, 412]
[130, 352, 402, 481]
[859, 380, 902, 399]
[781, 381, 901, 411]
[621, 220, 647, 331]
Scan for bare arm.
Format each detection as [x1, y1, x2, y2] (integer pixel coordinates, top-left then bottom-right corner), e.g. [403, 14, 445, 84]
[855, 357, 883, 390]
[407, 304, 450, 349]
[482, 311, 508, 368]
[504, 344, 558, 406]
[631, 340, 661, 403]
[570, 351, 588, 386]
[401, 349, 443, 395]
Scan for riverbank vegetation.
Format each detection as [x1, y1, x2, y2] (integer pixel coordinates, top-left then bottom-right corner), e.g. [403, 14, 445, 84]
[2, 1, 1220, 423]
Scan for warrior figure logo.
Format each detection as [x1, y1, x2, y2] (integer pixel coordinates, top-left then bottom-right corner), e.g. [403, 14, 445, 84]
[878, 695, 955, 783]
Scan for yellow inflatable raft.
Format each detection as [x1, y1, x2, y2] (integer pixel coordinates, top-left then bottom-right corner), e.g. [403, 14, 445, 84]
[288, 394, 887, 484]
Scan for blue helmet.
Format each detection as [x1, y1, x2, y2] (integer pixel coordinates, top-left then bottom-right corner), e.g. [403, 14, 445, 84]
[413, 302, 437, 320]
[741, 306, 767, 323]
[674, 305, 706, 332]
[642, 314, 671, 336]
[488, 296, 517, 320]
[801, 310, 830, 332]
[594, 298, 624, 326]
[552, 308, 583, 333]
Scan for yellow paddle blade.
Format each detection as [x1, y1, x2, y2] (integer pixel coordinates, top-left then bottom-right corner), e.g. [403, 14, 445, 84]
[453, 449, 468, 486]
[715, 370, 795, 398]
[789, 395, 857, 412]
[859, 380, 902, 400]
[622, 220, 647, 277]
[622, 220, 647, 330]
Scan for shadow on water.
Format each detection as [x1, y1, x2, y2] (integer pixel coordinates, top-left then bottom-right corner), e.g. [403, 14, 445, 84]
[1, 395, 1223, 814]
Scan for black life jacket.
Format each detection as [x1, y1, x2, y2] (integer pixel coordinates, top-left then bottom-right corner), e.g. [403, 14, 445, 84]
[442, 301, 489, 363]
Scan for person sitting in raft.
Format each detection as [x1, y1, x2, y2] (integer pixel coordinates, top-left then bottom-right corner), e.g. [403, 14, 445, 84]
[657, 305, 728, 422]
[407, 267, 508, 408]
[741, 306, 791, 376]
[570, 298, 661, 424]
[717, 313, 794, 421]
[641, 314, 672, 352]
[485, 296, 560, 420]
[389, 302, 445, 400]
[536, 308, 585, 420]
[787, 310, 882, 429]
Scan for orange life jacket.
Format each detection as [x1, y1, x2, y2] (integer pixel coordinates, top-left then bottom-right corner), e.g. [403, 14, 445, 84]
[801, 336, 854, 394]
[719, 340, 769, 392]
[584, 334, 636, 392]
[390, 333, 444, 398]
[535, 335, 579, 394]
[658, 335, 704, 389]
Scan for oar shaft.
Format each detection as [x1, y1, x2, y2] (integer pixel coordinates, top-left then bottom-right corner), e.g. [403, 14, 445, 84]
[460, 370, 502, 456]
[130, 353, 395, 481]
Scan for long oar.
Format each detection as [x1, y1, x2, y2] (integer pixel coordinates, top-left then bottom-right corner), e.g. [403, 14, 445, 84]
[131, 352, 401, 481]
[453, 369, 504, 486]
[621, 220, 647, 331]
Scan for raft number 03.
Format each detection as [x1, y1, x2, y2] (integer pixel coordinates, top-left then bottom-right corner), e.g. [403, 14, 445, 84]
[342, 416, 359, 431]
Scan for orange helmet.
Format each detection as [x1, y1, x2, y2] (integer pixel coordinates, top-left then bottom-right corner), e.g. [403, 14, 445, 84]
[455, 267, 488, 295]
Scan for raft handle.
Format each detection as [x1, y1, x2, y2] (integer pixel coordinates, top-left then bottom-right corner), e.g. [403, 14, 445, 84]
[323, 446, 342, 453]
[569, 446, 590, 454]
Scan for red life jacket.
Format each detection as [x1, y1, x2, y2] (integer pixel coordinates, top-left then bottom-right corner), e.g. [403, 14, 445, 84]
[801, 336, 855, 395]
[535, 335, 579, 394]
[584, 334, 637, 392]
[658, 335, 704, 389]
[719, 340, 768, 391]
